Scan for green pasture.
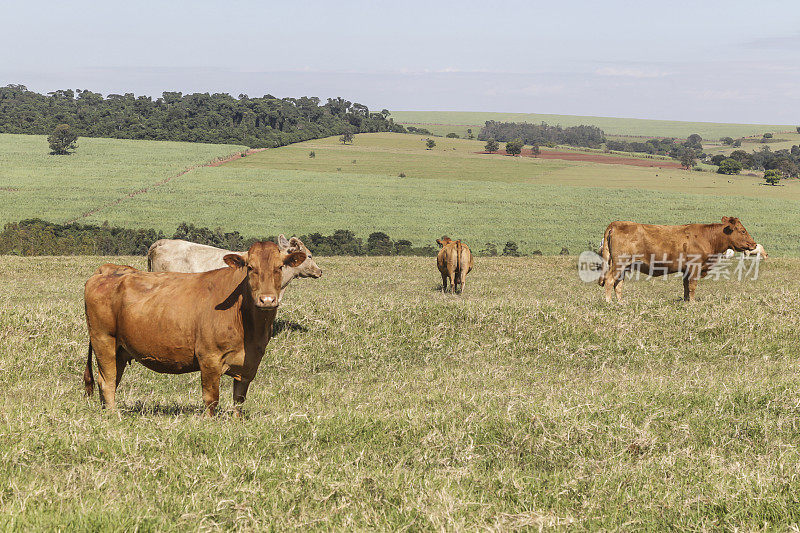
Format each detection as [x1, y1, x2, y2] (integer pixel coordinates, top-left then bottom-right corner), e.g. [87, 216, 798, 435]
[703, 132, 800, 157]
[78, 133, 799, 256]
[392, 110, 797, 140]
[3, 132, 799, 256]
[0, 134, 245, 225]
[3, 255, 800, 530]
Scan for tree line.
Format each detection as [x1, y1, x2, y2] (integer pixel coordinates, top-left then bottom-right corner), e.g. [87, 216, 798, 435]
[0, 220, 545, 258]
[711, 145, 800, 178]
[478, 121, 606, 149]
[0, 84, 405, 148]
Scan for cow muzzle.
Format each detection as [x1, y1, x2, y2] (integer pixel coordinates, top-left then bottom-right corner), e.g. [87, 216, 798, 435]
[255, 294, 279, 309]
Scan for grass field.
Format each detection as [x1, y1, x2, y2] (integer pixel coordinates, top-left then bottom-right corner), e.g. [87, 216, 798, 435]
[392, 110, 797, 140]
[3, 254, 800, 529]
[703, 132, 800, 158]
[72, 133, 800, 256]
[0, 134, 245, 225]
[3, 132, 799, 256]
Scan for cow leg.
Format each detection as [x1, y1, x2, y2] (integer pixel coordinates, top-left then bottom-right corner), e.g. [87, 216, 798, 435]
[114, 350, 129, 390]
[459, 277, 466, 294]
[199, 363, 222, 417]
[613, 275, 625, 301]
[91, 334, 119, 410]
[683, 276, 698, 302]
[448, 271, 456, 293]
[441, 272, 448, 293]
[603, 270, 616, 302]
[232, 379, 252, 418]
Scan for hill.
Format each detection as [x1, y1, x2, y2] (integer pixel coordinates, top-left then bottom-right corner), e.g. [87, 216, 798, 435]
[391, 110, 797, 140]
[2, 132, 799, 256]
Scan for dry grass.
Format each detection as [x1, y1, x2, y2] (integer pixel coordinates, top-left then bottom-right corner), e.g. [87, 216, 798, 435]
[2, 255, 800, 530]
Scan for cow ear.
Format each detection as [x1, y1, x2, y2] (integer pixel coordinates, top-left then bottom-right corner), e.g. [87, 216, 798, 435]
[224, 253, 247, 269]
[283, 251, 306, 268]
[436, 239, 443, 247]
[289, 236, 302, 248]
[721, 216, 730, 224]
[278, 234, 290, 251]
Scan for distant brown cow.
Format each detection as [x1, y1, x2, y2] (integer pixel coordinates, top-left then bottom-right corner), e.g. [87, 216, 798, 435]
[436, 237, 473, 293]
[83, 241, 306, 416]
[598, 217, 757, 302]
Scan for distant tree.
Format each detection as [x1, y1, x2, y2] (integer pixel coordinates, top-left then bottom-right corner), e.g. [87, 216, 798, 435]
[710, 154, 726, 166]
[446, 132, 459, 138]
[485, 138, 499, 153]
[729, 150, 751, 166]
[367, 232, 394, 255]
[796, 126, 800, 134]
[686, 133, 703, 147]
[502, 241, 520, 256]
[763, 132, 773, 139]
[339, 130, 354, 144]
[720, 136, 734, 145]
[679, 149, 697, 169]
[466, 128, 474, 140]
[308, 151, 315, 158]
[717, 158, 743, 175]
[426, 139, 436, 150]
[764, 169, 781, 185]
[480, 242, 498, 256]
[47, 124, 78, 155]
[732, 139, 742, 147]
[530, 143, 541, 157]
[505, 138, 523, 156]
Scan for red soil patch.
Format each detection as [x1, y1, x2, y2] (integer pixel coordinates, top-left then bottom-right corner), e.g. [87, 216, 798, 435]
[480, 149, 684, 168]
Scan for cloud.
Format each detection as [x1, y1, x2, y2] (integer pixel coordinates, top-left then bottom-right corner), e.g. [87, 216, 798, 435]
[595, 66, 673, 78]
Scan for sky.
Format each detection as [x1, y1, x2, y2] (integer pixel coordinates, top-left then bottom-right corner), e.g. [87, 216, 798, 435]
[2, 0, 799, 124]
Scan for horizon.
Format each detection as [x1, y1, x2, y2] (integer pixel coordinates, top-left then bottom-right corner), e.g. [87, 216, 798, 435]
[2, 0, 799, 124]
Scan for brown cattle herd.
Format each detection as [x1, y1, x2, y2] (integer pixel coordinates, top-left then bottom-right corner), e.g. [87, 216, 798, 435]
[82, 217, 763, 414]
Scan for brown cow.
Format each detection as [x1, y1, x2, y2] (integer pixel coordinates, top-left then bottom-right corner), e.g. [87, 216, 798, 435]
[147, 235, 322, 284]
[436, 237, 473, 293]
[598, 217, 757, 302]
[83, 241, 306, 416]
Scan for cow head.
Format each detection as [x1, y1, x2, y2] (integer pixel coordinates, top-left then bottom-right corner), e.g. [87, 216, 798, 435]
[277, 235, 322, 284]
[223, 241, 306, 310]
[721, 216, 757, 252]
[436, 236, 452, 248]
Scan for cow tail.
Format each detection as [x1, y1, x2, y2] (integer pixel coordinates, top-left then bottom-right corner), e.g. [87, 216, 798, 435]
[146, 242, 156, 272]
[83, 341, 95, 397]
[598, 226, 612, 286]
[456, 240, 462, 284]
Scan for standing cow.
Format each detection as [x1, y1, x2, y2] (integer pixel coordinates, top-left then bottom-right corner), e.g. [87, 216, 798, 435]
[83, 241, 306, 416]
[436, 237, 473, 293]
[598, 217, 757, 302]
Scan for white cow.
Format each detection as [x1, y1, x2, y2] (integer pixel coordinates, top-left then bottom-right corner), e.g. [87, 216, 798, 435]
[148, 235, 322, 288]
[723, 243, 768, 260]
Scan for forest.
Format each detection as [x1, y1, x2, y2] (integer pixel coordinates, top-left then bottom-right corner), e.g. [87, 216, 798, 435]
[0, 84, 404, 148]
